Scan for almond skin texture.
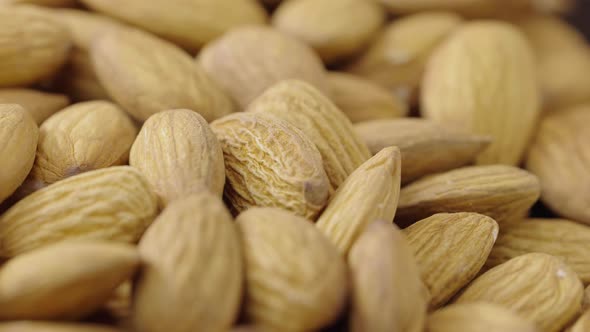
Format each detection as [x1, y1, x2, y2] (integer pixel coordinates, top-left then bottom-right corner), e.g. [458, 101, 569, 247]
[0, 104, 38, 204]
[133, 193, 242, 332]
[0, 166, 158, 257]
[316, 147, 401, 254]
[247, 80, 371, 189]
[91, 27, 233, 122]
[355, 118, 491, 184]
[396, 165, 540, 227]
[198, 26, 329, 108]
[404, 213, 499, 308]
[272, 0, 385, 63]
[348, 220, 428, 332]
[487, 218, 590, 284]
[237, 207, 347, 332]
[0, 89, 69, 125]
[0, 241, 138, 320]
[456, 253, 584, 332]
[80, 0, 267, 52]
[0, 322, 121, 332]
[211, 112, 330, 220]
[130, 109, 225, 206]
[526, 105, 590, 224]
[422, 21, 540, 165]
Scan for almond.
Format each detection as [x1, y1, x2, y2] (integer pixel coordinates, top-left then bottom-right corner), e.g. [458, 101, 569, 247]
[0, 89, 68, 125]
[0, 322, 121, 332]
[50, 8, 124, 50]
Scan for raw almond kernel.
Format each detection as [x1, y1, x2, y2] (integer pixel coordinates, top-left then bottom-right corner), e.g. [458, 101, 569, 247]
[30, 101, 137, 187]
[568, 310, 590, 332]
[0, 89, 69, 125]
[0, 241, 138, 320]
[56, 49, 111, 102]
[80, 0, 267, 52]
[486, 218, 590, 284]
[247, 80, 371, 189]
[327, 72, 409, 123]
[404, 213, 499, 308]
[396, 165, 540, 227]
[426, 302, 539, 332]
[0, 166, 158, 257]
[198, 25, 329, 109]
[0, 104, 39, 204]
[456, 253, 584, 332]
[348, 12, 463, 104]
[133, 193, 242, 332]
[421, 21, 540, 165]
[237, 207, 347, 332]
[0, 7, 71, 87]
[349, 220, 428, 332]
[354, 118, 491, 184]
[0, 322, 121, 332]
[526, 105, 590, 224]
[91, 27, 234, 122]
[316, 147, 401, 254]
[272, 0, 385, 63]
[211, 112, 330, 220]
[130, 109, 225, 206]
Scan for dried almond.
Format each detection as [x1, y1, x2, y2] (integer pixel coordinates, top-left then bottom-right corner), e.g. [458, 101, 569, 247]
[0, 89, 68, 125]
[0, 322, 121, 332]
[349, 220, 428, 332]
[568, 309, 590, 332]
[404, 213, 499, 308]
[354, 118, 491, 184]
[237, 207, 347, 332]
[211, 112, 330, 220]
[456, 253, 583, 332]
[316, 147, 401, 254]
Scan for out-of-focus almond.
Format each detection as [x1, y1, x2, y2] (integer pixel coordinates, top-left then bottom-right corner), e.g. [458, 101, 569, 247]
[50, 8, 124, 50]
[0, 322, 121, 332]
[568, 310, 590, 332]
[0, 89, 68, 125]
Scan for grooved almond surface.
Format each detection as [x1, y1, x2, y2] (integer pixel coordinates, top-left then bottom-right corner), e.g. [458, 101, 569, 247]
[316, 147, 401, 254]
[0, 89, 69, 125]
[0, 322, 121, 332]
[404, 213, 499, 308]
[211, 112, 330, 220]
[247, 80, 370, 189]
[456, 253, 584, 332]
[0, 166, 158, 257]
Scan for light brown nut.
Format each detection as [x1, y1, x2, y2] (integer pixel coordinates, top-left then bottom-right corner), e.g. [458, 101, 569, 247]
[348, 11, 463, 104]
[404, 213, 499, 308]
[55, 49, 110, 102]
[426, 302, 539, 332]
[272, 0, 385, 63]
[237, 207, 347, 332]
[211, 112, 330, 220]
[349, 220, 428, 332]
[568, 310, 590, 332]
[486, 218, 590, 284]
[316, 147, 401, 254]
[0, 104, 38, 203]
[130, 109, 224, 206]
[80, 0, 267, 52]
[456, 253, 584, 332]
[354, 118, 491, 184]
[50, 8, 124, 51]
[133, 193, 242, 332]
[422, 21, 540, 165]
[327, 72, 409, 123]
[396, 165, 540, 227]
[247, 80, 370, 189]
[30, 101, 137, 187]
[0, 7, 70, 87]
[0, 241, 138, 320]
[0, 322, 121, 332]
[198, 25, 329, 108]
[526, 105, 590, 224]
[0, 89, 68, 125]
[91, 27, 234, 122]
[0, 166, 158, 257]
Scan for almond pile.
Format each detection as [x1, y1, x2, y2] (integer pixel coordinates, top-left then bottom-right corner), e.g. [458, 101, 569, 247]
[1, 1, 589, 332]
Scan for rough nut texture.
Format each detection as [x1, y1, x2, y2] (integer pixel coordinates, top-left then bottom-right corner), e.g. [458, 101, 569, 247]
[316, 147, 401, 254]
[237, 208, 347, 332]
[0, 166, 158, 257]
[133, 193, 242, 332]
[247, 80, 371, 189]
[130, 109, 225, 206]
[348, 220, 428, 332]
[0, 89, 69, 125]
[91, 27, 233, 122]
[456, 253, 584, 332]
[422, 21, 540, 165]
[0, 321, 121, 332]
[198, 26, 329, 108]
[404, 212, 499, 308]
[211, 112, 330, 220]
